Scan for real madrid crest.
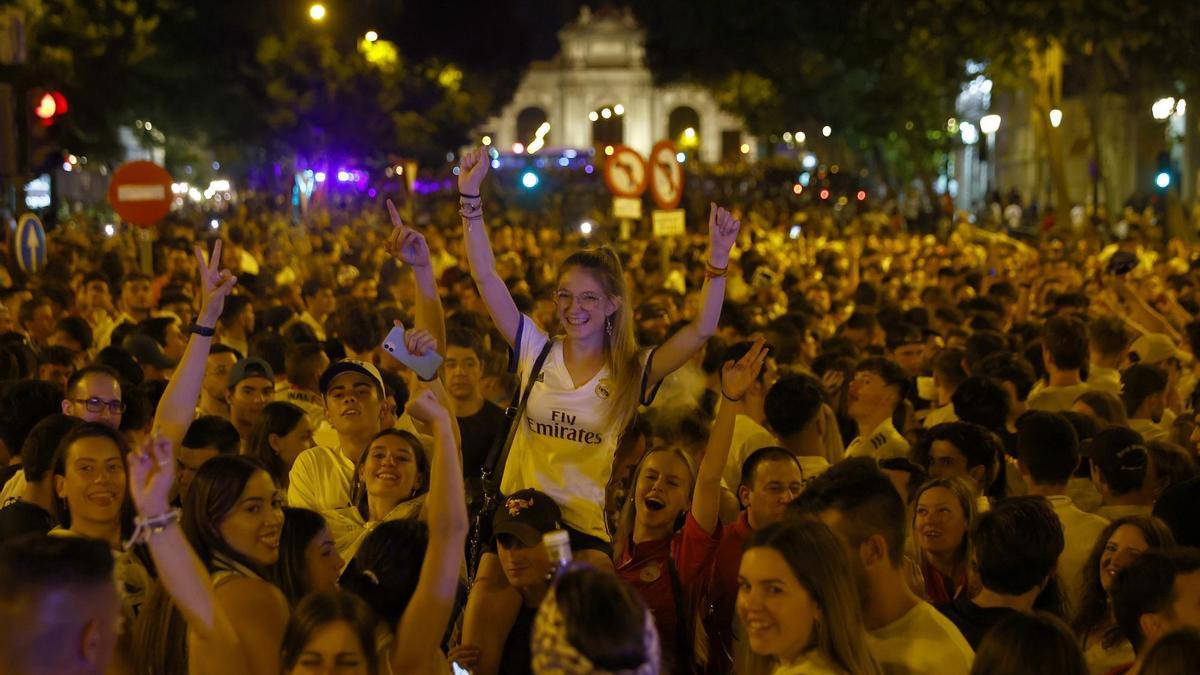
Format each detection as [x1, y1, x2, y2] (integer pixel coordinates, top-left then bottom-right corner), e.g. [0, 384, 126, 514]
[595, 378, 612, 400]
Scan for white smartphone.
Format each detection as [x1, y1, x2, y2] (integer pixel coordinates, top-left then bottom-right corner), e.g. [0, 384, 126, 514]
[451, 663, 471, 675]
[381, 325, 443, 381]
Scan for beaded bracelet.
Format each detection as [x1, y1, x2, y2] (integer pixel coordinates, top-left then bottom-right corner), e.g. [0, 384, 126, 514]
[123, 508, 181, 550]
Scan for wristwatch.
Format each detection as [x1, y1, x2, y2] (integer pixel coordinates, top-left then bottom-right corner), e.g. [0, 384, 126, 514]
[189, 323, 216, 337]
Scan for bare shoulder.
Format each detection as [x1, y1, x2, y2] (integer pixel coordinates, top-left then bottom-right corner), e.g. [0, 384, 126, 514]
[215, 576, 288, 620]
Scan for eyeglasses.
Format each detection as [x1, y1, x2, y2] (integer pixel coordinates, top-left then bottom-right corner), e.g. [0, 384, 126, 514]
[553, 290, 604, 311]
[73, 398, 126, 414]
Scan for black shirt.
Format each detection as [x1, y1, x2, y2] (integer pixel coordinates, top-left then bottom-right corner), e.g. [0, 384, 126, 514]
[0, 499, 55, 543]
[497, 602, 538, 675]
[457, 400, 506, 479]
[936, 596, 1017, 649]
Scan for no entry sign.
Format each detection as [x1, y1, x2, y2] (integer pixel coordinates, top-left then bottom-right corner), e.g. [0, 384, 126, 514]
[107, 161, 174, 227]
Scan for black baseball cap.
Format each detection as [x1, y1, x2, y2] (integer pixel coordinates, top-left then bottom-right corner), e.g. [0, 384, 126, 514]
[227, 357, 275, 390]
[318, 359, 385, 396]
[122, 334, 174, 369]
[491, 489, 563, 547]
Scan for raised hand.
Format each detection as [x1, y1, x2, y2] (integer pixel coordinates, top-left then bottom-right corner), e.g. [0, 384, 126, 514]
[458, 147, 490, 196]
[385, 200, 431, 268]
[194, 240, 238, 327]
[395, 321, 439, 357]
[721, 337, 768, 402]
[707, 202, 741, 268]
[129, 433, 175, 517]
[406, 389, 450, 426]
[822, 370, 845, 397]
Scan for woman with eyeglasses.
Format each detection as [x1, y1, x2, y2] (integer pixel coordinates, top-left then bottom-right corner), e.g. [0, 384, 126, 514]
[455, 145, 740, 675]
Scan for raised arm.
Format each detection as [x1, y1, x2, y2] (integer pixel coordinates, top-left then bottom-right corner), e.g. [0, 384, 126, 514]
[389, 390, 468, 673]
[386, 200, 446, 352]
[648, 203, 740, 385]
[458, 147, 520, 346]
[127, 434, 248, 674]
[153, 242, 238, 451]
[692, 338, 766, 534]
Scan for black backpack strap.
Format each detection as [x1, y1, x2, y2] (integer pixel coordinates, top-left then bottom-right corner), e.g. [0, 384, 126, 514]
[481, 336, 553, 483]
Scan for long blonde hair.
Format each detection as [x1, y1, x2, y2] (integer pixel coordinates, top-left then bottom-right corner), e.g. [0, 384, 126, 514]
[742, 519, 882, 675]
[560, 247, 642, 430]
[612, 446, 697, 561]
[910, 476, 978, 580]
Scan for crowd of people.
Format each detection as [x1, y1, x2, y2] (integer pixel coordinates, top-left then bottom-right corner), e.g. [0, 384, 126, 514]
[1, 145, 1200, 675]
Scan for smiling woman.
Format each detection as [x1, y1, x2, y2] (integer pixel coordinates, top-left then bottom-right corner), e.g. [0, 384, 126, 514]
[134, 455, 290, 675]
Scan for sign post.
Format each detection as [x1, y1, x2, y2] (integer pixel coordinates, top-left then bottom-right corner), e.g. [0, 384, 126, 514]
[13, 211, 45, 274]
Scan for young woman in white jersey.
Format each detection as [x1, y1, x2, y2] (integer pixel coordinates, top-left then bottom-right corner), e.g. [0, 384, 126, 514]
[456, 146, 739, 674]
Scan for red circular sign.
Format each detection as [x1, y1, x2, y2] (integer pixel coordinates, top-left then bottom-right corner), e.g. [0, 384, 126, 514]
[107, 161, 174, 227]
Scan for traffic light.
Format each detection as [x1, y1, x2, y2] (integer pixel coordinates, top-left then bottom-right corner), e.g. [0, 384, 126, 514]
[32, 90, 67, 126]
[26, 88, 67, 172]
[1155, 151, 1172, 191]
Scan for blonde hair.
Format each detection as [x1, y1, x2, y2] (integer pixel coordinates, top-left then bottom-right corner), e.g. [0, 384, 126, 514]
[910, 476, 978, 582]
[611, 446, 696, 561]
[560, 247, 642, 430]
[742, 519, 882, 675]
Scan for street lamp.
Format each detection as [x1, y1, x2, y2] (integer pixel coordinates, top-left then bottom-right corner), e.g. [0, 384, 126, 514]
[308, 3, 326, 21]
[1152, 97, 1176, 121]
[979, 114, 1001, 195]
[365, 30, 379, 42]
[821, 125, 832, 137]
[1049, 109, 1063, 128]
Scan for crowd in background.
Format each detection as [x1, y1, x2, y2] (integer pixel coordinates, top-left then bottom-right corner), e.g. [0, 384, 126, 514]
[1, 152, 1200, 675]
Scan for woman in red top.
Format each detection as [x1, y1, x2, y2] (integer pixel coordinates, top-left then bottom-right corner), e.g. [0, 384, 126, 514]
[613, 339, 769, 673]
[912, 477, 977, 604]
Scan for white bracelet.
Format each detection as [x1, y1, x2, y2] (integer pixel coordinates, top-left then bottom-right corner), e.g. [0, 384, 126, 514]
[124, 508, 181, 549]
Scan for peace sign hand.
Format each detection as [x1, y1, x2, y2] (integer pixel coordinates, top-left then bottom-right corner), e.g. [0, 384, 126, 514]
[384, 200, 431, 268]
[721, 336, 769, 402]
[194, 240, 238, 328]
[707, 203, 740, 268]
[128, 433, 175, 518]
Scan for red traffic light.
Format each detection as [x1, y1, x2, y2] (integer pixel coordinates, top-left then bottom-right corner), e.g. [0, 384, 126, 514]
[34, 91, 68, 124]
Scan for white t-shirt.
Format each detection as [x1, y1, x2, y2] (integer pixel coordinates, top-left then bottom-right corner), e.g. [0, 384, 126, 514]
[797, 455, 831, 489]
[0, 470, 25, 505]
[867, 601, 974, 675]
[922, 403, 958, 428]
[500, 316, 653, 541]
[1026, 383, 1090, 413]
[846, 418, 910, 461]
[722, 414, 780, 492]
[1087, 365, 1122, 395]
[1047, 495, 1109, 616]
[288, 445, 356, 512]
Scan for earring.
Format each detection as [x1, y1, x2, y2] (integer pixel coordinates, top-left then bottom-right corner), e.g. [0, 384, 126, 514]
[606, 315, 614, 336]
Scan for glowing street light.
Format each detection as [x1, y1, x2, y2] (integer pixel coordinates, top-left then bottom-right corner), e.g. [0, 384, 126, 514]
[795, 131, 806, 143]
[365, 30, 379, 42]
[1152, 97, 1176, 120]
[481, 135, 492, 146]
[740, 143, 750, 155]
[1049, 109, 1063, 128]
[959, 121, 979, 145]
[821, 125, 831, 137]
[601, 108, 612, 119]
[588, 111, 599, 122]
[613, 104, 624, 115]
[308, 3, 326, 22]
[682, 127, 696, 140]
[979, 114, 1001, 135]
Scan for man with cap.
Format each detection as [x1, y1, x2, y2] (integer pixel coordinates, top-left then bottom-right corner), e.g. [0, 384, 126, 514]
[1127, 332, 1191, 424]
[226, 357, 276, 451]
[846, 357, 912, 460]
[453, 488, 563, 675]
[288, 359, 389, 513]
[122, 334, 175, 382]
